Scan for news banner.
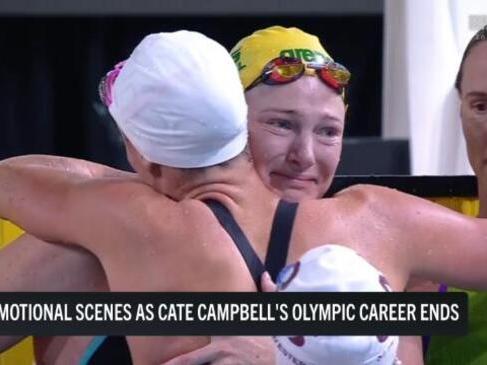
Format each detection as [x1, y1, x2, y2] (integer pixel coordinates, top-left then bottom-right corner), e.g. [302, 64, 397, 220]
[0, 292, 467, 336]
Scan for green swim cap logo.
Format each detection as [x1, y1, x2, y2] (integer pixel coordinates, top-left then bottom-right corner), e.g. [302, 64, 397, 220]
[280, 49, 328, 63]
[231, 48, 246, 71]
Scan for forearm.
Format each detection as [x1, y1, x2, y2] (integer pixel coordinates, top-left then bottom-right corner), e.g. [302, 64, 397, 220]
[0, 157, 146, 251]
[2, 155, 136, 180]
[0, 163, 75, 241]
[0, 234, 107, 352]
[0, 234, 107, 292]
[0, 156, 141, 244]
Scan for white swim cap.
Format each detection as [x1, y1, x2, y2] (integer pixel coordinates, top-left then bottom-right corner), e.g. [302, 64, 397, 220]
[107, 31, 248, 168]
[274, 244, 400, 365]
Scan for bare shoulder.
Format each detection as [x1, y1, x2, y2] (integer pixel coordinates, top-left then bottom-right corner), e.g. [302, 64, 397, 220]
[124, 198, 218, 251]
[304, 183, 451, 237]
[138, 198, 212, 233]
[331, 183, 477, 239]
[85, 175, 169, 199]
[334, 183, 403, 201]
[332, 184, 433, 213]
[74, 178, 170, 218]
[67, 178, 177, 248]
[302, 184, 397, 215]
[144, 199, 253, 292]
[148, 199, 230, 255]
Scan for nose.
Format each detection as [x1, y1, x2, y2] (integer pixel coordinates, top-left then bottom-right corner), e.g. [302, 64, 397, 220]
[286, 134, 315, 171]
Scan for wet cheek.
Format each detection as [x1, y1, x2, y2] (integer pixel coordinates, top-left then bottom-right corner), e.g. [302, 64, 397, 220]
[316, 149, 340, 176]
[250, 145, 279, 183]
[261, 137, 291, 160]
[249, 136, 268, 161]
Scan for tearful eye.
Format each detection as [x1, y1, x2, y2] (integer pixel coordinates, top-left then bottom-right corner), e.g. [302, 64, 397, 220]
[267, 119, 293, 130]
[317, 126, 340, 137]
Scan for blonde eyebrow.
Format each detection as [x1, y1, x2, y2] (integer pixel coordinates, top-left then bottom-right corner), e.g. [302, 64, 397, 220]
[261, 108, 297, 115]
[261, 108, 342, 122]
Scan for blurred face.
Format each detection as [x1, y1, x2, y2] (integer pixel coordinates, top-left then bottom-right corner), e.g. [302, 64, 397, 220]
[246, 76, 346, 201]
[460, 41, 487, 175]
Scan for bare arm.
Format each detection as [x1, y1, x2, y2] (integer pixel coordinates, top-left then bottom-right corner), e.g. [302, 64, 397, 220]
[364, 185, 487, 290]
[0, 157, 147, 249]
[0, 156, 124, 354]
[0, 233, 107, 353]
[2, 154, 136, 179]
[0, 155, 121, 293]
[0, 233, 106, 292]
[0, 156, 160, 258]
[0, 155, 122, 353]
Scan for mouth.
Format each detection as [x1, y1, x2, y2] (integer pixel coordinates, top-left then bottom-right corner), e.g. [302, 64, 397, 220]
[270, 172, 317, 185]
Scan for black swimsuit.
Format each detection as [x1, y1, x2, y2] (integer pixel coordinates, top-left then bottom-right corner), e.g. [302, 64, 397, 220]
[81, 199, 298, 365]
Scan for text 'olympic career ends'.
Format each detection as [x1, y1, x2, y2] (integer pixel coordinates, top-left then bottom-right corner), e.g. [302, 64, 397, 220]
[0, 302, 460, 323]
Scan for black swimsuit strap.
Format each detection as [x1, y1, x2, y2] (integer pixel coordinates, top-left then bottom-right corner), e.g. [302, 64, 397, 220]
[265, 200, 299, 281]
[204, 199, 266, 291]
[86, 200, 271, 365]
[83, 199, 298, 365]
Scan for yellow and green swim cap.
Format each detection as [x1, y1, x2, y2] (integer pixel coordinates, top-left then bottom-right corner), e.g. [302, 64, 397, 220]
[230, 26, 335, 90]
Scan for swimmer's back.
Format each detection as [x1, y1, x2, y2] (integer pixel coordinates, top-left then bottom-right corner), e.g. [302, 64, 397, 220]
[56, 178, 277, 363]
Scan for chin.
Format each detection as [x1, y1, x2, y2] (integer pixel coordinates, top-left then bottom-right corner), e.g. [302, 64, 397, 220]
[280, 189, 317, 203]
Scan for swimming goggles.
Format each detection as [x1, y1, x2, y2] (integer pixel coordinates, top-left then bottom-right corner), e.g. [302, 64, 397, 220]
[246, 56, 350, 94]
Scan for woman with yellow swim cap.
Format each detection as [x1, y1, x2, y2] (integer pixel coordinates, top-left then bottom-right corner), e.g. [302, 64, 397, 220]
[233, 26, 349, 202]
[168, 26, 421, 365]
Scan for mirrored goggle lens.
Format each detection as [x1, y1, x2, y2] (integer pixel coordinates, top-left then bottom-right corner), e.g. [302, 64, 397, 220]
[271, 63, 305, 80]
[326, 67, 351, 86]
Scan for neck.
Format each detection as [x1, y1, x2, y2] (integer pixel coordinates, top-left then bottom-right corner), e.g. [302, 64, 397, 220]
[177, 160, 276, 209]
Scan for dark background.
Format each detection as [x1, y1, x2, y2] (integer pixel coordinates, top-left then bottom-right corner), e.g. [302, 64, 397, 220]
[0, 15, 383, 170]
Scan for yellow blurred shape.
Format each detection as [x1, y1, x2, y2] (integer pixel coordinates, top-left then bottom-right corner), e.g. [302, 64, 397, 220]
[0, 219, 34, 365]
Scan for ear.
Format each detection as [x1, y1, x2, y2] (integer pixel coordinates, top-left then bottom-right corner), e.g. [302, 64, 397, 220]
[122, 135, 159, 176]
